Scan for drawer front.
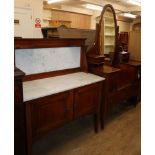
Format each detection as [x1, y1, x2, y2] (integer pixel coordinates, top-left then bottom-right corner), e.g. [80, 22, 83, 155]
[107, 85, 133, 112]
[27, 91, 74, 139]
[104, 71, 120, 93]
[107, 74, 117, 92]
[74, 83, 102, 118]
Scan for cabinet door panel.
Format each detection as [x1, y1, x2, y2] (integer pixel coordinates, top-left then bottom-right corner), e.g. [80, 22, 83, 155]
[27, 91, 73, 139]
[74, 83, 101, 118]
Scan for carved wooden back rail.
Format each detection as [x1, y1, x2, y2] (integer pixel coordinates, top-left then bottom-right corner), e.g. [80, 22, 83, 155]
[14, 38, 105, 155]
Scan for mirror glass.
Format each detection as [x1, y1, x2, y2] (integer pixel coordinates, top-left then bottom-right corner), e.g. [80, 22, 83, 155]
[100, 6, 115, 56]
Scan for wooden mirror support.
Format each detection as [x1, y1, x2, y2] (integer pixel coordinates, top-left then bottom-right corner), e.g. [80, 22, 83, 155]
[87, 4, 118, 66]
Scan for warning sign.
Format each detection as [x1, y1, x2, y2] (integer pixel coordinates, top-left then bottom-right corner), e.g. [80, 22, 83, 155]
[35, 18, 41, 28]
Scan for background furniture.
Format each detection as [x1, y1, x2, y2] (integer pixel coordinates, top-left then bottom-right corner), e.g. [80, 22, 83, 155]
[118, 32, 129, 52]
[128, 30, 141, 61]
[48, 20, 72, 28]
[41, 26, 95, 51]
[14, 38, 105, 155]
[43, 7, 91, 29]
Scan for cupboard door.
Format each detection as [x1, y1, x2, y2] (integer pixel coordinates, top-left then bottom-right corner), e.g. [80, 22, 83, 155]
[74, 83, 102, 118]
[27, 91, 73, 140]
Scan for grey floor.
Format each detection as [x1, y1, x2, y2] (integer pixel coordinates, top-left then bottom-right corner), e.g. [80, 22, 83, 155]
[33, 103, 141, 155]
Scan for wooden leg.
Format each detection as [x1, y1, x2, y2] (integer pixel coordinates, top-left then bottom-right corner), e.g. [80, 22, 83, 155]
[100, 100, 106, 130]
[94, 113, 99, 133]
[25, 103, 33, 155]
[100, 81, 106, 130]
[100, 113, 105, 130]
[128, 96, 138, 107]
[134, 96, 139, 107]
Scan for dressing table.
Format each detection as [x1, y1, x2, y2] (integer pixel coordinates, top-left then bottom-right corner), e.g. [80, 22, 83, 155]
[86, 4, 141, 128]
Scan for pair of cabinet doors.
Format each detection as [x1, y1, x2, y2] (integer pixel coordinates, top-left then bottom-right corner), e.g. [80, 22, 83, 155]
[25, 82, 102, 141]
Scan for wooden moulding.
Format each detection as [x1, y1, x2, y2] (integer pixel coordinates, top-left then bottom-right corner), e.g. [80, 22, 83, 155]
[24, 68, 81, 81]
[14, 67, 25, 79]
[14, 38, 86, 49]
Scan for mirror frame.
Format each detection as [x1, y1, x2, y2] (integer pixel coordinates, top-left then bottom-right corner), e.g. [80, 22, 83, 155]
[98, 4, 118, 60]
[87, 4, 119, 66]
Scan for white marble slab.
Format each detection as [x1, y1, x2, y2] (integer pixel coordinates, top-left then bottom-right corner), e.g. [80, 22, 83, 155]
[23, 72, 105, 102]
[15, 47, 80, 75]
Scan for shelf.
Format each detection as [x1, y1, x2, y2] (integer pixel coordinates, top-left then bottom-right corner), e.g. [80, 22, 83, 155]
[104, 44, 115, 46]
[105, 25, 114, 28]
[43, 19, 72, 28]
[104, 16, 114, 20]
[43, 18, 52, 21]
[105, 34, 115, 37]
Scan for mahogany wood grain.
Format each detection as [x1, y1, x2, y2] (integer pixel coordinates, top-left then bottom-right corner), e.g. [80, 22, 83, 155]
[25, 82, 103, 155]
[14, 38, 104, 155]
[80, 45, 88, 72]
[26, 91, 74, 141]
[86, 4, 141, 129]
[87, 54, 105, 66]
[74, 83, 100, 118]
[24, 68, 81, 81]
[14, 67, 26, 155]
[74, 82, 103, 132]
[14, 38, 86, 49]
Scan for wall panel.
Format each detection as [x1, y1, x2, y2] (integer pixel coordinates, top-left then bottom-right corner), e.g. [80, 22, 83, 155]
[51, 10, 91, 29]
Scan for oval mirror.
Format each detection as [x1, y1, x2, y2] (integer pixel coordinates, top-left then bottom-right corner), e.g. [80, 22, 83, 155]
[99, 4, 117, 60]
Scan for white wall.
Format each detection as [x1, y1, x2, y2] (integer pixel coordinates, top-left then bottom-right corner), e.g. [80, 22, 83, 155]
[90, 10, 101, 30]
[61, 5, 93, 15]
[14, 0, 32, 8]
[32, 0, 43, 38]
[14, 0, 134, 36]
[14, 7, 34, 38]
[130, 17, 141, 30]
[15, 0, 43, 38]
[117, 21, 131, 32]
[42, 10, 51, 27]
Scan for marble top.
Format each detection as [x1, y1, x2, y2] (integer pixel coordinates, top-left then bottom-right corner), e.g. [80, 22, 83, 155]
[23, 72, 105, 102]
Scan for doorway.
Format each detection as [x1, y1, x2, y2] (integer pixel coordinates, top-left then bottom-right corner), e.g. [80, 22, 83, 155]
[14, 7, 33, 38]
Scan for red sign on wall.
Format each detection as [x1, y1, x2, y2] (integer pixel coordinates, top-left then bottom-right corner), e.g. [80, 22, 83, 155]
[35, 18, 41, 28]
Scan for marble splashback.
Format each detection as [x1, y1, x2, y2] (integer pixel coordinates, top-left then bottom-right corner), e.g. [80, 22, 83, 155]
[15, 47, 81, 75]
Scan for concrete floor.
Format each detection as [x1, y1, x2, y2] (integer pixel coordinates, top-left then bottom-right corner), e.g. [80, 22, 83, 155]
[33, 103, 141, 155]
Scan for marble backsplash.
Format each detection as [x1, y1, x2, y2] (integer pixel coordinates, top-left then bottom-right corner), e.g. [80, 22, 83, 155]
[15, 47, 81, 75]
